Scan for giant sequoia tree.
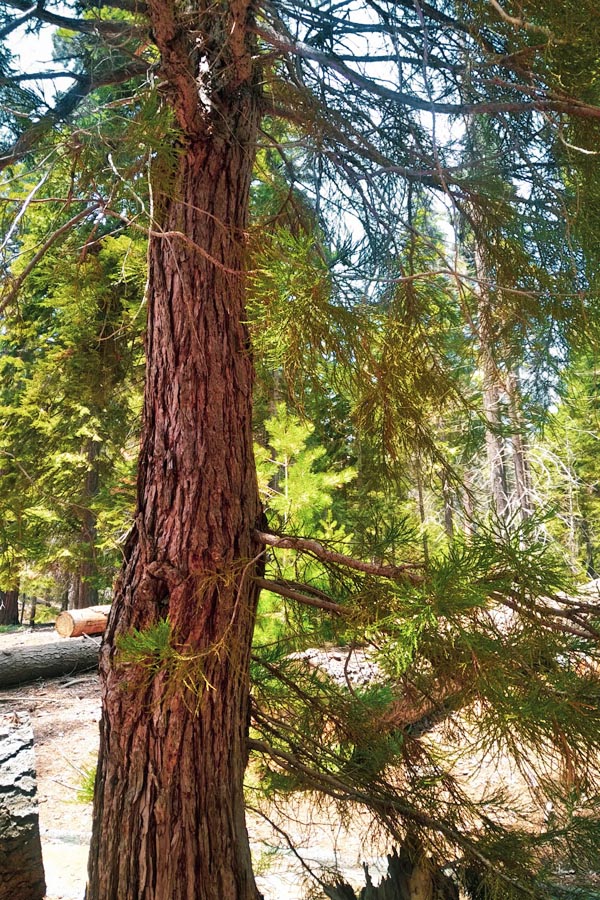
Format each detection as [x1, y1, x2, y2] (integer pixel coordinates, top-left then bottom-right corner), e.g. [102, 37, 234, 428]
[2, 1, 600, 899]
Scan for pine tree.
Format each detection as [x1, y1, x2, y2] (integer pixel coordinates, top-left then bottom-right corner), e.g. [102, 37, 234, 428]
[0, 218, 145, 606]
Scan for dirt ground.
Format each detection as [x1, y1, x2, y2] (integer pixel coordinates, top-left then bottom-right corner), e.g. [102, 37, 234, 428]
[0, 627, 389, 900]
[1, 626, 598, 899]
[0, 627, 96, 899]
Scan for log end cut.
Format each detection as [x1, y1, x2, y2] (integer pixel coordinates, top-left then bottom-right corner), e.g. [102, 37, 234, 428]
[55, 605, 111, 638]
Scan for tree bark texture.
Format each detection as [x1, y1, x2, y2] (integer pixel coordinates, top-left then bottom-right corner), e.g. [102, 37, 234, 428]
[0, 712, 46, 900]
[87, 3, 264, 899]
[0, 638, 99, 688]
[0, 589, 19, 626]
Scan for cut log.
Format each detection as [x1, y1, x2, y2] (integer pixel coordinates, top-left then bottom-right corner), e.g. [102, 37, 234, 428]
[55, 604, 111, 638]
[0, 712, 46, 900]
[0, 638, 100, 688]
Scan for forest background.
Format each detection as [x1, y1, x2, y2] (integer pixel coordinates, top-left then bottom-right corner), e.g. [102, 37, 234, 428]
[2, 1, 600, 898]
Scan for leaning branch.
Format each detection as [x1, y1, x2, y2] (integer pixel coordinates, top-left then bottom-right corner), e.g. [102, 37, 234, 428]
[487, 0, 552, 37]
[488, 590, 600, 641]
[254, 577, 345, 615]
[257, 533, 600, 641]
[0, 4, 37, 39]
[256, 531, 424, 583]
[0, 71, 85, 85]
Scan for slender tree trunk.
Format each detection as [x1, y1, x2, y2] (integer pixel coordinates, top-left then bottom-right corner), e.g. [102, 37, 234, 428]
[73, 440, 100, 609]
[70, 569, 99, 610]
[28, 594, 36, 627]
[87, 5, 263, 897]
[415, 456, 430, 565]
[506, 371, 533, 523]
[441, 471, 454, 540]
[60, 573, 70, 611]
[474, 263, 510, 521]
[578, 515, 598, 578]
[0, 588, 19, 626]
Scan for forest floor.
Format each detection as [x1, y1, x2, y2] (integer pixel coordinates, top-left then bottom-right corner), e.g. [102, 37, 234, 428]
[1, 625, 599, 899]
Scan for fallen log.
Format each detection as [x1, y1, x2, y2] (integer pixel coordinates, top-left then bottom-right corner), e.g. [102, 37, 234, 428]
[0, 712, 46, 900]
[0, 638, 100, 688]
[55, 604, 111, 638]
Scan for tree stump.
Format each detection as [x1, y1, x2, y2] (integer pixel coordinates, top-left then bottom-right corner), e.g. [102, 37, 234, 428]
[0, 712, 46, 900]
[324, 846, 459, 900]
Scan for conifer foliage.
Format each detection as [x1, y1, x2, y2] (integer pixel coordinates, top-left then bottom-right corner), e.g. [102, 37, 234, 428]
[1, 1, 600, 898]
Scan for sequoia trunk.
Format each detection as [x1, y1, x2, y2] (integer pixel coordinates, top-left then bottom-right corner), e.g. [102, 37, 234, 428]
[0, 589, 19, 626]
[86, 8, 263, 893]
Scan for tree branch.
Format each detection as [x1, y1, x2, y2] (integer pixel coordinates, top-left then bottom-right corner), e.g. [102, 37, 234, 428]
[255, 23, 457, 115]
[0, 62, 148, 173]
[255, 576, 345, 615]
[247, 735, 528, 892]
[81, 0, 148, 13]
[257, 535, 600, 640]
[0, 3, 37, 39]
[258, 23, 600, 122]
[488, 591, 600, 641]
[3, 0, 145, 37]
[0, 202, 101, 316]
[487, 0, 552, 37]
[256, 531, 424, 583]
[0, 71, 84, 85]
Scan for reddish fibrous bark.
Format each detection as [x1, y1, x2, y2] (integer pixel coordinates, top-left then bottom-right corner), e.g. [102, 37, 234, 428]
[0, 589, 19, 626]
[86, 3, 264, 898]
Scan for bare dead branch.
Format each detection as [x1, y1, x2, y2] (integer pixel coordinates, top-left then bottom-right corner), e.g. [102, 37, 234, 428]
[487, 0, 552, 37]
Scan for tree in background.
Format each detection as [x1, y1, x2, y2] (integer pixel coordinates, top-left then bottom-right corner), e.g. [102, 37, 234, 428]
[0, 220, 145, 608]
[1, 2, 600, 899]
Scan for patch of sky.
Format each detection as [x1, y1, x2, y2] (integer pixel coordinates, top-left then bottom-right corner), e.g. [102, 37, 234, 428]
[10, 4, 73, 108]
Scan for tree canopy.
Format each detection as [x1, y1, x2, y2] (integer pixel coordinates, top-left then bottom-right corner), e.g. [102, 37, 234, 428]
[2, 1, 600, 898]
